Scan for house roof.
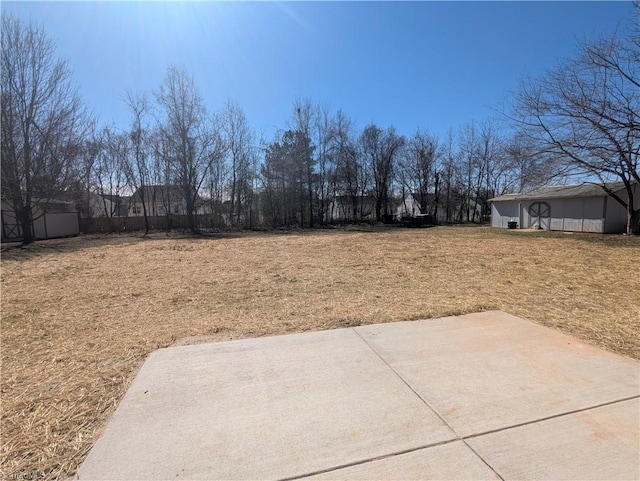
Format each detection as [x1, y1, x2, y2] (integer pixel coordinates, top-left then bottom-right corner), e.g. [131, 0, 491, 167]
[489, 182, 630, 202]
[331, 194, 376, 202]
[101, 194, 130, 204]
[131, 185, 186, 202]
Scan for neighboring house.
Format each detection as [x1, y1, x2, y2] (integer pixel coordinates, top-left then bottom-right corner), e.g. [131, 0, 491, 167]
[1, 199, 79, 242]
[489, 182, 639, 234]
[87, 193, 131, 218]
[128, 185, 208, 217]
[326, 195, 376, 222]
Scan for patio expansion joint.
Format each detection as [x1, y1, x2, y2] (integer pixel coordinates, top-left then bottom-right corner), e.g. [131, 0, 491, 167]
[349, 327, 462, 436]
[349, 327, 506, 481]
[277, 439, 461, 481]
[462, 393, 640, 442]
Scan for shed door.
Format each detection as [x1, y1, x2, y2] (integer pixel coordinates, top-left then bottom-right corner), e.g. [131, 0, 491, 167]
[529, 202, 551, 229]
[1, 211, 23, 241]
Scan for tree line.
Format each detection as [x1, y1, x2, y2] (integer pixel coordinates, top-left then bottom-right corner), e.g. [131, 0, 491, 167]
[2, 7, 639, 244]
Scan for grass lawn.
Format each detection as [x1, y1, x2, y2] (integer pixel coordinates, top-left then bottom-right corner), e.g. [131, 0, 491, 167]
[2, 226, 639, 479]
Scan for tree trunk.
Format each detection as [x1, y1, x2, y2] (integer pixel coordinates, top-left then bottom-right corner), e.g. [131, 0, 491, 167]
[19, 204, 34, 245]
[375, 198, 382, 222]
[230, 166, 236, 226]
[382, 188, 389, 219]
[472, 195, 480, 223]
[433, 172, 440, 222]
[308, 183, 314, 228]
[141, 201, 149, 236]
[445, 179, 451, 222]
[629, 207, 640, 235]
[186, 200, 196, 232]
[351, 195, 358, 222]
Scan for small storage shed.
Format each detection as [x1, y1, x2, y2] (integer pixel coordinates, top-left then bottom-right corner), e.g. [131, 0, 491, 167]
[1, 200, 80, 242]
[489, 182, 639, 234]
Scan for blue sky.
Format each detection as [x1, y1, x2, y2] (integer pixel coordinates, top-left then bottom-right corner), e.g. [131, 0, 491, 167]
[2, 1, 635, 141]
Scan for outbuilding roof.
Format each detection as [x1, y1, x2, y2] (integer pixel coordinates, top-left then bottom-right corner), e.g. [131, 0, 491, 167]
[489, 182, 628, 202]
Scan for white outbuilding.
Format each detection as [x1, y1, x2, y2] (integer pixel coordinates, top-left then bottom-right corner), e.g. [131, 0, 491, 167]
[489, 182, 639, 234]
[1, 199, 80, 242]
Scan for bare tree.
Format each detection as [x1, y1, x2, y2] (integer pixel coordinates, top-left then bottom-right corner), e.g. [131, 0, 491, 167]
[328, 110, 361, 221]
[457, 122, 482, 222]
[149, 130, 177, 225]
[439, 129, 460, 223]
[360, 124, 405, 222]
[206, 114, 230, 228]
[92, 126, 129, 220]
[456, 120, 506, 223]
[155, 66, 225, 232]
[122, 91, 153, 235]
[220, 100, 256, 227]
[67, 129, 99, 221]
[503, 132, 561, 193]
[1, 14, 87, 244]
[399, 130, 441, 217]
[474, 120, 507, 221]
[314, 104, 334, 225]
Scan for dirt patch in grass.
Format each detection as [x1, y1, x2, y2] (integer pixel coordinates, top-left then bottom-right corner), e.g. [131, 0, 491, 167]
[2, 226, 639, 479]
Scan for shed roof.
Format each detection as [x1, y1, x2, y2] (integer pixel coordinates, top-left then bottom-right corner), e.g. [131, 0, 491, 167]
[1, 198, 78, 214]
[43, 201, 78, 214]
[489, 182, 628, 202]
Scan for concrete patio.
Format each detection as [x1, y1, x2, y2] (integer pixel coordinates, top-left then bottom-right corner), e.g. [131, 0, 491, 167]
[78, 311, 640, 480]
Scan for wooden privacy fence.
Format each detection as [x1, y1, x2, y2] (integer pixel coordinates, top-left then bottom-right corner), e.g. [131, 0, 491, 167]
[80, 215, 228, 234]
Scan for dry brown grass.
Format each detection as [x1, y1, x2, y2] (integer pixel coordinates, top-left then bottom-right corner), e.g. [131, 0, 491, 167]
[1, 226, 639, 479]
